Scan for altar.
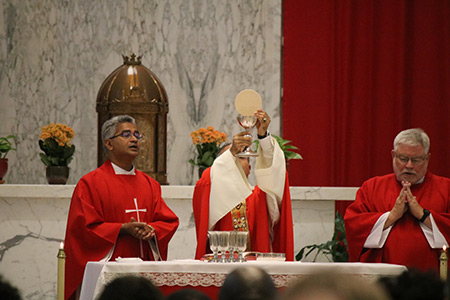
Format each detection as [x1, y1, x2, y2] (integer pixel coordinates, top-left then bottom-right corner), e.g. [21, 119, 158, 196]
[0, 184, 358, 299]
[80, 260, 407, 300]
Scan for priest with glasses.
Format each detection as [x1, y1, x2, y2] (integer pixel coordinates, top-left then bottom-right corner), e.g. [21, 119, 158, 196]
[64, 115, 179, 300]
[345, 128, 450, 272]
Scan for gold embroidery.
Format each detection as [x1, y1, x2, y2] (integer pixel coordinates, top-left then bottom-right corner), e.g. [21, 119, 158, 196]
[231, 201, 251, 250]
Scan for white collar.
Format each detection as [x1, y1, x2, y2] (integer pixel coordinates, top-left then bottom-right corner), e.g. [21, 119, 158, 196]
[111, 162, 136, 175]
[416, 176, 425, 184]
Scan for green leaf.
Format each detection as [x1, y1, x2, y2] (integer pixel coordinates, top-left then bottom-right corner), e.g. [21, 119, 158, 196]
[205, 156, 214, 167]
[271, 134, 302, 161]
[283, 144, 298, 150]
[39, 153, 52, 167]
[295, 211, 348, 262]
[38, 138, 75, 166]
[285, 152, 303, 160]
[0, 135, 16, 158]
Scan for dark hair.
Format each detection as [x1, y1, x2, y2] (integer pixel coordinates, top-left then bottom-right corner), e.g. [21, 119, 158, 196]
[167, 289, 211, 300]
[378, 269, 446, 300]
[0, 275, 22, 300]
[97, 275, 163, 300]
[219, 266, 278, 300]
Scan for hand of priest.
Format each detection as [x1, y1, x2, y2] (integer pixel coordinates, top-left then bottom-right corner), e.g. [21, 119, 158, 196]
[230, 131, 253, 156]
[384, 186, 408, 229]
[254, 109, 270, 136]
[121, 217, 156, 240]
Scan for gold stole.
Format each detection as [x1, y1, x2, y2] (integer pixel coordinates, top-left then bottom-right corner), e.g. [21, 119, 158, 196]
[231, 201, 251, 250]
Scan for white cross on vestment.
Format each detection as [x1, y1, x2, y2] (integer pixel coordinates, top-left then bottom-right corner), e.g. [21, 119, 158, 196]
[125, 198, 147, 258]
[125, 198, 147, 222]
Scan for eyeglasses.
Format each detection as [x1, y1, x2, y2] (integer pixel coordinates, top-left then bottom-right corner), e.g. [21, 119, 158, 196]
[394, 153, 428, 165]
[109, 130, 144, 140]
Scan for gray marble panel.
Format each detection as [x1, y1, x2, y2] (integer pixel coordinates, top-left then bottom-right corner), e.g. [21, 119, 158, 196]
[0, 0, 281, 186]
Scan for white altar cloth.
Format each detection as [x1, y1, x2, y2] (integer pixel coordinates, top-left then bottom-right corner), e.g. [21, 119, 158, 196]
[80, 260, 407, 300]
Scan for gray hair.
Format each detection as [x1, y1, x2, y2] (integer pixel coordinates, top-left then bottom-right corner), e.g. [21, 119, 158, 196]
[217, 142, 232, 158]
[393, 128, 430, 154]
[101, 115, 136, 152]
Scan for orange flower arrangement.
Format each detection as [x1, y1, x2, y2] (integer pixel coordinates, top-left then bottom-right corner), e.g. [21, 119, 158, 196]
[39, 123, 75, 166]
[189, 126, 227, 169]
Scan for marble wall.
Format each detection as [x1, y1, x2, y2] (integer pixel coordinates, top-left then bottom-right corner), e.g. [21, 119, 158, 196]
[0, 0, 281, 186]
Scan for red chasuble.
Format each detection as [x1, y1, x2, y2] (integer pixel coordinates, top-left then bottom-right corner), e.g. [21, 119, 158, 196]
[193, 167, 294, 261]
[345, 172, 450, 272]
[64, 161, 179, 300]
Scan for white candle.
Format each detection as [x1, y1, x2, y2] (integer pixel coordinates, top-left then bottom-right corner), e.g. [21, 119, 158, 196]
[57, 242, 66, 300]
[440, 245, 447, 281]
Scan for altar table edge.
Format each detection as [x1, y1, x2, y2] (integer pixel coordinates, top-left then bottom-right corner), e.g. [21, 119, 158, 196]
[80, 261, 407, 300]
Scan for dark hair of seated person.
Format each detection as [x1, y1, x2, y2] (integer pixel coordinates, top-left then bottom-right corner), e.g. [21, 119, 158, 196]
[167, 288, 211, 300]
[97, 275, 163, 300]
[0, 275, 22, 300]
[377, 268, 446, 300]
[218, 266, 279, 300]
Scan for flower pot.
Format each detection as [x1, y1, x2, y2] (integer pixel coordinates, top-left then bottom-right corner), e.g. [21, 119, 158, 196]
[0, 158, 8, 184]
[46, 166, 70, 185]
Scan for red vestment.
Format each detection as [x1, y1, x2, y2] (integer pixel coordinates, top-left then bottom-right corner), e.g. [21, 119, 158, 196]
[193, 167, 294, 261]
[344, 172, 450, 272]
[64, 161, 179, 300]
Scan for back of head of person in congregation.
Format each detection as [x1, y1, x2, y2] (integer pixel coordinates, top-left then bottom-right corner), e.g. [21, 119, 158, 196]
[218, 266, 279, 300]
[281, 272, 390, 300]
[377, 269, 446, 300]
[97, 275, 163, 300]
[0, 275, 22, 300]
[167, 288, 212, 300]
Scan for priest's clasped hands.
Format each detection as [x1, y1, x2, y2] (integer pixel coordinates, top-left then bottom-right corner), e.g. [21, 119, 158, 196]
[385, 181, 431, 229]
[121, 217, 156, 240]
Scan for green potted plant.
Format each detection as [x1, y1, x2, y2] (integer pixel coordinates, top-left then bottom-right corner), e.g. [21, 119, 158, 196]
[0, 135, 17, 183]
[39, 123, 75, 184]
[296, 211, 349, 262]
[254, 134, 303, 161]
[271, 134, 303, 160]
[189, 126, 228, 178]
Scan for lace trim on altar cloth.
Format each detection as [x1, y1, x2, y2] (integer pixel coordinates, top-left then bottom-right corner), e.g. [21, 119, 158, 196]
[100, 272, 388, 288]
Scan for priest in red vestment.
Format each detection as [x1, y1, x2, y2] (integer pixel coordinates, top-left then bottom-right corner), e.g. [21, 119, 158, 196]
[193, 110, 294, 261]
[64, 115, 179, 300]
[345, 128, 450, 272]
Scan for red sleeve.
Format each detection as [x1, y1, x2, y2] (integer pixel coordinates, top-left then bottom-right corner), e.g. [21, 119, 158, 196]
[192, 167, 212, 259]
[271, 173, 295, 261]
[64, 174, 121, 300]
[344, 181, 384, 262]
[427, 175, 450, 245]
[147, 178, 180, 260]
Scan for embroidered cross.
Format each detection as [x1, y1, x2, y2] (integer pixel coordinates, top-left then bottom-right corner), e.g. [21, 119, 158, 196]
[125, 198, 147, 258]
[125, 198, 147, 222]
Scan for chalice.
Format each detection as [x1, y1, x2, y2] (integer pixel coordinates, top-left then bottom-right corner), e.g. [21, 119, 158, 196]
[235, 231, 249, 262]
[207, 231, 219, 262]
[234, 89, 263, 158]
[236, 114, 258, 157]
